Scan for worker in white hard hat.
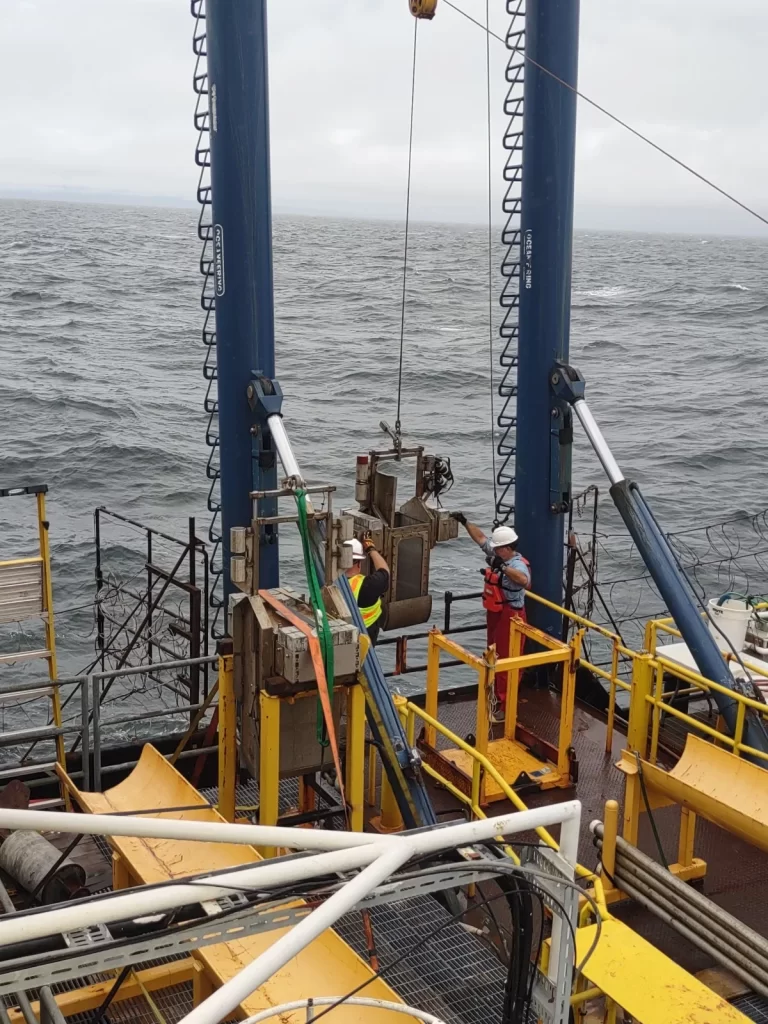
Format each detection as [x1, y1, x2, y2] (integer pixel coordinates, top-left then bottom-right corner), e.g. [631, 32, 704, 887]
[451, 514, 531, 713]
[342, 536, 390, 646]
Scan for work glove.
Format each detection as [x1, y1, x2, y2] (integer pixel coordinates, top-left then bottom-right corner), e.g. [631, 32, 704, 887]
[450, 511, 467, 525]
[491, 554, 505, 572]
[363, 537, 376, 553]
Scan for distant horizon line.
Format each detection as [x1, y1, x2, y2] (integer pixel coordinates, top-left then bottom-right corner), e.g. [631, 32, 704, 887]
[2, 186, 767, 241]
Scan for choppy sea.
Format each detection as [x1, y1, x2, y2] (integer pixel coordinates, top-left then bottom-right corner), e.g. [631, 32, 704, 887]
[1, 198, 767, 685]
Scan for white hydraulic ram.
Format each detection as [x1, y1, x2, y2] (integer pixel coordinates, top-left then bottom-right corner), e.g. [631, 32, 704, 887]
[551, 361, 768, 759]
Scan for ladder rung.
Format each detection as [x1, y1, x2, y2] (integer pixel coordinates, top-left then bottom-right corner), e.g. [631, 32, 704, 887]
[0, 649, 51, 666]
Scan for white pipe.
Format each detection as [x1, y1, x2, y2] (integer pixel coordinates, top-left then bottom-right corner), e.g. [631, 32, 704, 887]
[572, 399, 625, 486]
[181, 845, 411, 1024]
[0, 801, 581, 865]
[0, 803, 582, 950]
[0, 808, 385, 854]
[267, 414, 303, 485]
[242, 997, 447, 1024]
[0, 845, 383, 947]
[179, 802, 582, 1024]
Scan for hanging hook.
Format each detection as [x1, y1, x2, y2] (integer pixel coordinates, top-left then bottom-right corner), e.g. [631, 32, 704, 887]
[380, 420, 403, 459]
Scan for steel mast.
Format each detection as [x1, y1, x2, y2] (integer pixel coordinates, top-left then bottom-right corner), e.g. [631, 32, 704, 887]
[205, 0, 280, 605]
[512, 0, 580, 636]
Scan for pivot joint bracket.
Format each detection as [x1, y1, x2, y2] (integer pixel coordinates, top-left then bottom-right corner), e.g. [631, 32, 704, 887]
[247, 376, 283, 419]
[548, 363, 584, 514]
[549, 362, 586, 406]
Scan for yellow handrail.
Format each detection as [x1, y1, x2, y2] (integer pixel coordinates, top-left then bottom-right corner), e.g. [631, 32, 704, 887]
[405, 700, 609, 916]
[521, 590, 768, 762]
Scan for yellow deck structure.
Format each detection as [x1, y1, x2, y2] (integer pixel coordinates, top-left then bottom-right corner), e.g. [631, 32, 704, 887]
[64, 745, 412, 1023]
[620, 734, 768, 854]
[575, 919, 750, 1023]
[418, 624, 578, 804]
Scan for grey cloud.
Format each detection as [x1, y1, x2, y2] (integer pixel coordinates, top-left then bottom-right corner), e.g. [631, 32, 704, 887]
[2, 0, 767, 233]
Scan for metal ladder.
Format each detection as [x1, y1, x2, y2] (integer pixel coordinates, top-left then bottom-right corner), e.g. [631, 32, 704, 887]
[0, 485, 67, 791]
[191, 0, 224, 637]
[495, 1, 525, 525]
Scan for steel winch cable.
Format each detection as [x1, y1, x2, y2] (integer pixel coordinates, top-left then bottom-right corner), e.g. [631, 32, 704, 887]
[485, 0, 499, 519]
[443, 0, 768, 233]
[395, 18, 419, 446]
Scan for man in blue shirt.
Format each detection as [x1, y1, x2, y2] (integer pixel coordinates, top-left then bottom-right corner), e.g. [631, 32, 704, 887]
[451, 514, 531, 713]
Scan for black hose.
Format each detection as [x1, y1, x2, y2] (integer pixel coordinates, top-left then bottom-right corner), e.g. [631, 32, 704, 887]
[500, 870, 535, 1024]
[90, 964, 131, 1024]
[634, 751, 669, 869]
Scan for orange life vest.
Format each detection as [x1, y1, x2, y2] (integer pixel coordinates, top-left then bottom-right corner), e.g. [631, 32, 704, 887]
[482, 556, 531, 612]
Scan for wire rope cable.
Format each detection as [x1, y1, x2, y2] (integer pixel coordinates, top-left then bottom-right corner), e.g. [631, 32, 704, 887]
[443, 0, 768, 232]
[395, 18, 419, 443]
[485, 0, 499, 520]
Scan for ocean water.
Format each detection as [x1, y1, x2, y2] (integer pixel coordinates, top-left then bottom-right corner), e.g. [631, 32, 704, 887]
[1, 198, 767, 683]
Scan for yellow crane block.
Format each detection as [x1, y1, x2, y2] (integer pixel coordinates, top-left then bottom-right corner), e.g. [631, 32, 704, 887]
[575, 919, 750, 1023]
[71, 745, 414, 1023]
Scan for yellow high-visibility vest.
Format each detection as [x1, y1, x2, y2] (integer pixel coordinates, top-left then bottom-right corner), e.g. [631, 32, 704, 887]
[349, 574, 383, 629]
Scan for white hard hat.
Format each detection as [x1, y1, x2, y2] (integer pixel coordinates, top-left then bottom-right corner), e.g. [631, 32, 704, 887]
[345, 538, 365, 561]
[490, 526, 518, 548]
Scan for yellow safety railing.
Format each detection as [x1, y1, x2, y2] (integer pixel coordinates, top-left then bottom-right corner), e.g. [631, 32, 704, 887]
[403, 699, 609, 916]
[520, 594, 768, 766]
[524, 590, 637, 753]
[423, 620, 578, 797]
[621, 614, 768, 767]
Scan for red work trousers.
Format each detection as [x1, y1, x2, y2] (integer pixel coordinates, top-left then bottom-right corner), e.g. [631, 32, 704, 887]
[486, 604, 526, 704]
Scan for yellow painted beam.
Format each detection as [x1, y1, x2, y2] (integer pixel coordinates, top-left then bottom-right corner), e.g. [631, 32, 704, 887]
[575, 919, 750, 1023]
[258, 690, 280, 855]
[433, 632, 483, 668]
[0, 556, 43, 569]
[636, 734, 768, 853]
[7, 960, 202, 1021]
[37, 491, 69, 809]
[494, 647, 570, 672]
[346, 682, 366, 831]
[626, 653, 654, 757]
[217, 651, 236, 823]
[504, 618, 524, 741]
[557, 630, 578, 776]
[425, 632, 441, 749]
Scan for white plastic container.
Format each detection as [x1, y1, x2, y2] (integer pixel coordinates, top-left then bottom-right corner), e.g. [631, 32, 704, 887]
[707, 597, 752, 653]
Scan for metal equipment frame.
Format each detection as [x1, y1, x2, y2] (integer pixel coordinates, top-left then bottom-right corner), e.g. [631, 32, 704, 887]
[418, 622, 578, 803]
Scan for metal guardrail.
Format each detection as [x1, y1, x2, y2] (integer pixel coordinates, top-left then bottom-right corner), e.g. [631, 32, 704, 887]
[429, 587, 768, 767]
[0, 655, 218, 797]
[400, 698, 608, 917]
[93, 508, 211, 709]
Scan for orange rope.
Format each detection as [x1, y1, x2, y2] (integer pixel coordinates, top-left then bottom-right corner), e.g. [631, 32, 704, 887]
[258, 590, 348, 817]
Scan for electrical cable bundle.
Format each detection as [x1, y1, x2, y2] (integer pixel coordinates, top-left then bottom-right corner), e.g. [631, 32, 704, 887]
[0, 852, 600, 1024]
[498, 869, 536, 1024]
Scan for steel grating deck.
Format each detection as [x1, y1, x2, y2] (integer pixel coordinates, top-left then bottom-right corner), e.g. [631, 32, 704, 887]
[33, 785, 512, 1024]
[735, 994, 768, 1023]
[336, 895, 508, 1024]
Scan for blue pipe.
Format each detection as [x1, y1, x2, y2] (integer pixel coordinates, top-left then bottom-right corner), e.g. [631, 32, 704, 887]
[337, 574, 437, 830]
[206, 0, 279, 600]
[514, 0, 581, 638]
[611, 480, 768, 757]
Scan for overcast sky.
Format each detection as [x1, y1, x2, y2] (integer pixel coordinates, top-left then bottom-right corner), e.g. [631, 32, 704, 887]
[3, 0, 768, 234]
